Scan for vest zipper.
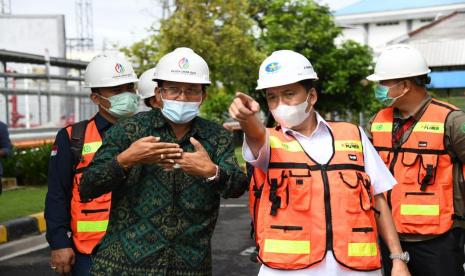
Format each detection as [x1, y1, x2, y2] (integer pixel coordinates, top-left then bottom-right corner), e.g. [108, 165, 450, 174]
[321, 164, 333, 251]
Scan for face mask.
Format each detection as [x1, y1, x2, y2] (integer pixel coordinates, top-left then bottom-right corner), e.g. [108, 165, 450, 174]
[270, 94, 312, 128]
[161, 95, 201, 124]
[374, 82, 405, 106]
[99, 92, 140, 118]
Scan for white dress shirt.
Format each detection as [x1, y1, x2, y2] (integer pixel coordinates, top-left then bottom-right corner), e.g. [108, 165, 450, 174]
[243, 112, 396, 276]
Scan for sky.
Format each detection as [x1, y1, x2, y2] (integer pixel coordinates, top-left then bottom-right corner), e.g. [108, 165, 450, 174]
[9, 0, 360, 50]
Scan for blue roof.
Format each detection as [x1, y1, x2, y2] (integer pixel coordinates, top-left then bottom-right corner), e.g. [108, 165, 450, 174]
[428, 70, 465, 89]
[335, 0, 465, 16]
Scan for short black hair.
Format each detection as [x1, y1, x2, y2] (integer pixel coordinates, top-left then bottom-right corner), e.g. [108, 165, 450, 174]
[410, 74, 431, 87]
[298, 79, 315, 92]
[144, 97, 152, 108]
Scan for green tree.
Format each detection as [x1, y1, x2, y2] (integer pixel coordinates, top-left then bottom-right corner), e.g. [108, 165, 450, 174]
[123, 0, 265, 123]
[123, 0, 376, 123]
[121, 36, 159, 75]
[248, 0, 376, 118]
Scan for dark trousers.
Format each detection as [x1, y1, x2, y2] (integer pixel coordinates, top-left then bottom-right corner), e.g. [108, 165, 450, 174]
[380, 228, 465, 276]
[72, 251, 91, 276]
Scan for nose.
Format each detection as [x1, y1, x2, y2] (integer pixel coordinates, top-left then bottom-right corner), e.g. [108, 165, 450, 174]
[177, 89, 188, 101]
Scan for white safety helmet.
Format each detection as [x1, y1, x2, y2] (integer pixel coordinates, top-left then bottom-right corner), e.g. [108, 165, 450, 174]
[153, 47, 211, 84]
[138, 67, 157, 100]
[256, 50, 318, 90]
[84, 54, 138, 88]
[367, 44, 431, 81]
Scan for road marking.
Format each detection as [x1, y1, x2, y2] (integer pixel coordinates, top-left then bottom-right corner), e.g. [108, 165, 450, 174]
[240, 246, 256, 256]
[0, 242, 49, 262]
[220, 204, 247, 208]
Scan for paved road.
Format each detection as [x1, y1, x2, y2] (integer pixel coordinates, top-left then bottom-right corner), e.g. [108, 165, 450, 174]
[0, 195, 261, 276]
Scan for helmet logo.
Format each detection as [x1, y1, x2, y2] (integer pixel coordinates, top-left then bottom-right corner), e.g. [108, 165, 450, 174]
[178, 57, 189, 69]
[265, 62, 281, 73]
[115, 63, 125, 73]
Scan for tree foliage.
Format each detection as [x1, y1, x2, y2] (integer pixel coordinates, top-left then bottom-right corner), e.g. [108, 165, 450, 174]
[248, 0, 375, 115]
[123, 0, 376, 123]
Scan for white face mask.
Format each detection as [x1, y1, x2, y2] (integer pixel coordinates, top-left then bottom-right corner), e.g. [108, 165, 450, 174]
[270, 94, 312, 128]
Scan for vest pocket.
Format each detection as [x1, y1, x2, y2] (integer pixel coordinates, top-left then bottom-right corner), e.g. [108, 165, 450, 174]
[360, 176, 374, 212]
[401, 152, 419, 184]
[340, 171, 363, 213]
[347, 227, 378, 258]
[261, 224, 311, 266]
[399, 191, 440, 225]
[289, 172, 312, 211]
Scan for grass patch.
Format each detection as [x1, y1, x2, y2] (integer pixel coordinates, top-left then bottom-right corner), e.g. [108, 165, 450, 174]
[0, 186, 47, 222]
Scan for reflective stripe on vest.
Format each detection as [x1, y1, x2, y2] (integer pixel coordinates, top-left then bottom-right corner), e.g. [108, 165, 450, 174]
[348, 243, 378, 257]
[77, 220, 109, 232]
[269, 136, 303, 152]
[372, 122, 445, 134]
[400, 204, 439, 216]
[264, 239, 311, 254]
[82, 141, 102, 155]
[66, 118, 112, 254]
[253, 122, 381, 271]
[371, 99, 459, 236]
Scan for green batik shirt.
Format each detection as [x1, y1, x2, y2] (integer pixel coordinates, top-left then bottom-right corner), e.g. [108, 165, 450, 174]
[79, 109, 247, 276]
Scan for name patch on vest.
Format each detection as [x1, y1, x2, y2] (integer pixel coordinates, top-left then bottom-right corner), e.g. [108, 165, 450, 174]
[335, 140, 363, 152]
[413, 122, 444, 134]
[348, 154, 358, 161]
[418, 141, 428, 147]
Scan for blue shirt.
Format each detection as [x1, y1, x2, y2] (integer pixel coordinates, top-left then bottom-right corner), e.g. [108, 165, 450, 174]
[0, 121, 12, 176]
[44, 113, 112, 249]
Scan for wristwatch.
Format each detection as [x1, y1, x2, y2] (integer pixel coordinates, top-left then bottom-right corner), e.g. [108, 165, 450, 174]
[206, 165, 220, 182]
[389, 251, 410, 263]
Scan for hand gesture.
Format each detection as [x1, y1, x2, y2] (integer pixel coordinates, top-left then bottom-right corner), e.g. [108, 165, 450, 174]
[117, 136, 183, 168]
[229, 92, 260, 122]
[176, 137, 217, 178]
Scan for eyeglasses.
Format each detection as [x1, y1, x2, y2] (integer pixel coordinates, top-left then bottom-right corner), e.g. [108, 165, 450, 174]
[160, 87, 203, 99]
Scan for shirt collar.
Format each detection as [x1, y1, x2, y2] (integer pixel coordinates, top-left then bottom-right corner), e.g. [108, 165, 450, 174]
[393, 94, 432, 121]
[94, 112, 113, 131]
[281, 111, 331, 138]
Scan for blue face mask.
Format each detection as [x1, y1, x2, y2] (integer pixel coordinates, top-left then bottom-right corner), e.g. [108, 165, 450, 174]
[161, 95, 201, 124]
[99, 92, 140, 118]
[374, 82, 404, 106]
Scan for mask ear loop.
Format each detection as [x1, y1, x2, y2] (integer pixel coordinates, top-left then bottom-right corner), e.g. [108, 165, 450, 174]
[96, 93, 111, 111]
[390, 81, 408, 105]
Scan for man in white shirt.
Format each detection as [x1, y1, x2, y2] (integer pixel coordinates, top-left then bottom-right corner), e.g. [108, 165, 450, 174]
[229, 50, 410, 276]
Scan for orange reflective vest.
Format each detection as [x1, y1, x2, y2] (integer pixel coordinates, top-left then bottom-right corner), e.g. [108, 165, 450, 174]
[371, 99, 464, 236]
[249, 166, 265, 241]
[66, 119, 112, 254]
[250, 122, 381, 271]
